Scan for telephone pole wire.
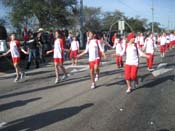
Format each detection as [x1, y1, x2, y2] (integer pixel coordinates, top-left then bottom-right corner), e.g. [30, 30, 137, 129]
[80, 0, 84, 48]
[151, 0, 154, 34]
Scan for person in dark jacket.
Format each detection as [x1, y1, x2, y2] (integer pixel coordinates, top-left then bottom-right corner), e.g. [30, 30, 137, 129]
[26, 32, 39, 69]
[36, 28, 45, 63]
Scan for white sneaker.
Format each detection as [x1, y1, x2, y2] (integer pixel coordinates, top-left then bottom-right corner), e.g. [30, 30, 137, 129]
[14, 76, 20, 82]
[61, 75, 68, 81]
[55, 78, 60, 84]
[20, 72, 25, 80]
[91, 83, 96, 89]
[95, 75, 99, 82]
[147, 68, 154, 72]
[126, 88, 132, 94]
[150, 68, 154, 71]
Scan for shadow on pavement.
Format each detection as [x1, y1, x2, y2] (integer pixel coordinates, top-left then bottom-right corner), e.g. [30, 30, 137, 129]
[133, 75, 175, 92]
[0, 97, 41, 112]
[1, 103, 94, 131]
[25, 70, 54, 76]
[105, 79, 126, 87]
[0, 75, 90, 99]
[0, 70, 53, 80]
[139, 73, 153, 82]
[100, 69, 123, 77]
[157, 129, 170, 131]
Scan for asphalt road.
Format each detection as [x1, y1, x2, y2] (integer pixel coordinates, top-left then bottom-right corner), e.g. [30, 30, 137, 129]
[0, 49, 175, 131]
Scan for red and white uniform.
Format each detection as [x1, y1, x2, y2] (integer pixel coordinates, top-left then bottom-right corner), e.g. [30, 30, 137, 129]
[70, 40, 79, 51]
[159, 36, 166, 53]
[157, 36, 161, 45]
[153, 36, 157, 45]
[170, 33, 175, 47]
[144, 37, 156, 54]
[114, 42, 124, 55]
[160, 36, 167, 46]
[53, 38, 64, 63]
[124, 43, 144, 80]
[113, 38, 124, 67]
[9, 40, 21, 63]
[144, 37, 156, 69]
[138, 35, 145, 48]
[70, 40, 79, 59]
[121, 38, 126, 47]
[111, 36, 116, 45]
[125, 44, 143, 66]
[166, 35, 170, 51]
[85, 39, 104, 69]
[170, 34, 175, 46]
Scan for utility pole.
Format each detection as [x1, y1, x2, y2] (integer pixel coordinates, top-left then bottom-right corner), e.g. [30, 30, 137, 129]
[167, 16, 170, 31]
[79, 0, 84, 49]
[151, 0, 154, 34]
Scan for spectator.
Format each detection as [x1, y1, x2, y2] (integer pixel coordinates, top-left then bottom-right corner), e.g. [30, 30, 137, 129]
[26, 32, 39, 69]
[36, 28, 45, 63]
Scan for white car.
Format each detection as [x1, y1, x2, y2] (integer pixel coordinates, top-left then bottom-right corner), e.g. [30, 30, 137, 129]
[0, 25, 8, 53]
[0, 40, 7, 53]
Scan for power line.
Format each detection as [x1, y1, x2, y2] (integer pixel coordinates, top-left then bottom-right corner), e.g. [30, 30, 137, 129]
[117, 0, 152, 18]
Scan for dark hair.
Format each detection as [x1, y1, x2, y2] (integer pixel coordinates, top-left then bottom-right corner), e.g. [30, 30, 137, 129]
[10, 32, 16, 36]
[55, 30, 63, 38]
[88, 30, 96, 35]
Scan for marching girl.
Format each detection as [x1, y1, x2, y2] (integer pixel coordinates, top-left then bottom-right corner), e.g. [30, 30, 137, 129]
[47, 30, 68, 84]
[169, 32, 175, 49]
[69, 36, 79, 66]
[122, 33, 149, 93]
[112, 37, 124, 68]
[77, 31, 106, 89]
[3, 33, 28, 82]
[92, 33, 103, 82]
[159, 33, 167, 57]
[166, 33, 170, 52]
[137, 33, 145, 50]
[100, 33, 112, 52]
[143, 33, 157, 71]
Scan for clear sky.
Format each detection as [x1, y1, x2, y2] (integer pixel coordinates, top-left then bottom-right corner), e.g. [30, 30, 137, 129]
[83, 0, 175, 29]
[0, 0, 175, 29]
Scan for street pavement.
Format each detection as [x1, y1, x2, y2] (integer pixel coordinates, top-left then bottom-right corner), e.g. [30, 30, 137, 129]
[0, 49, 175, 131]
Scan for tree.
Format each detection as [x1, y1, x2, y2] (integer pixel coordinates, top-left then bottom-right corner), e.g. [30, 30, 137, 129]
[126, 17, 147, 32]
[102, 10, 124, 32]
[147, 22, 162, 33]
[2, 0, 78, 29]
[83, 6, 102, 32]
[0, 18, 7, 27]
